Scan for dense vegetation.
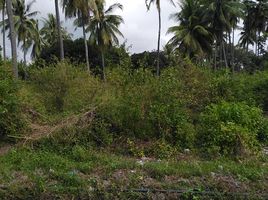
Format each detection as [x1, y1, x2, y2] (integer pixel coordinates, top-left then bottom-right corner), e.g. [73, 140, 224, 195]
[1, 61, 268, 198]
[0, 0, 268, 199]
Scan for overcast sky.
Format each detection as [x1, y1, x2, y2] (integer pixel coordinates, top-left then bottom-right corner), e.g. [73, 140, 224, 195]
[1, 0, 179, 60]
[32, 0, 177, 53]
[1, 0, 246, 61]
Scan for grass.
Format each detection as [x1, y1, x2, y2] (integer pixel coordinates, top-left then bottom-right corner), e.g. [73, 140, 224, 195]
[0, 144, 267, 199]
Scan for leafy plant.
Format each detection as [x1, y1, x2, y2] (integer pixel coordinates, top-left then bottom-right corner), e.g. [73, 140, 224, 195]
[0, 66, 25, 139]
[197, 102, 265, 157]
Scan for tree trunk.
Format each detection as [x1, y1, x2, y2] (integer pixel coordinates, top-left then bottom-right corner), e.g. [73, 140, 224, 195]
[222, 42, 228, 69]
[2, 0, 6, 61]
[232, 26, 235, 71]
[219, 41, 223, 67]
[258, 31, 261, 56]
[82, 19, 90, 73]
[214, 43, 217, 70]
[6, 0, 18, 78]
[156, 7, 161, 76]
[23, 40, 26, 66]
[55, 0, 64, 60]
[101, 50, 105, 80]
[228, 31, 232, 66]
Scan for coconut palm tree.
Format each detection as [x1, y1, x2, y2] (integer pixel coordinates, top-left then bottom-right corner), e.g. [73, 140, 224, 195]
[146, 0, 175, 76]
[226, 0, 244, 69]
[11, 0, 39, 65]
[254, 0, 268, 56]
[55, 0, 64, 60]
[202, 0, 237, 68]
[62, 0, 101, 72]
[0, 0, 6, 61]
[239, 0, 256, 52]
[5, 0, 18, 78]
[25, 20, 44, 59]
[40, 13, 71, 47]
[167, 0, 213, 59]
[87, 1, 124, 80]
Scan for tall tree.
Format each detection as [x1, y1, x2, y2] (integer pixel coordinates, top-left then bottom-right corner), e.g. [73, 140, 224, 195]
[40, 13, 71, 47]
[62, 0, 101, 72]
[145, 0, 175, 76]
[167, 0, 213, 59]
[5, 0, 18, 78]
[25, 20, 44, 59]
[0, 0, 6, 61]
[87, 1, 124, 80]
[254, 0, 268, 56]
[239, 0, 256, 52]
[226, 0, 244, 70]
[11, 0, 39, 65]
[203, 0, 235, 68]
[55, 0, 64, 60]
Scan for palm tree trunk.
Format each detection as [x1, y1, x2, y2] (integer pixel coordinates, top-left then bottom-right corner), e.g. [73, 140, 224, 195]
[222, 42, 228, 69]
[258, 31, 261, 56]
[232, 26, 235, 70]
[55, 0, 64, 60]
[23, 40, 26, 66]
[2, 0, 6, 61]
[219, 41, 223, 67]
[6, 0, 18, 78]
[101, 50, 105, 80]
[156, 7, 161, 76]
[82, 19, 90, 73]
[214, 44, 217, 70]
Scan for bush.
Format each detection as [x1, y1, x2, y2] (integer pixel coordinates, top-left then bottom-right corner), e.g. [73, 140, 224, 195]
[197, 102, 266, 157]
[28, 62, 101, 115]
[258, 119, 268, 144]
[0, 66, 25, 139]
[98, 67, 195, 148]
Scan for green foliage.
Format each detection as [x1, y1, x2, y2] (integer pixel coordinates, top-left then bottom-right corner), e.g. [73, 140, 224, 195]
[28, 62, 101, 114]
[197, 102, 266, 157]
[126, 139, 145, 158]
[148, 140, 176, 159]
[29, 63, 73, 113]
[211, 70, 268, 112]
[0, 66, 25, 138]
[99, 67, 195, 148]
[259, 119, 268, 144]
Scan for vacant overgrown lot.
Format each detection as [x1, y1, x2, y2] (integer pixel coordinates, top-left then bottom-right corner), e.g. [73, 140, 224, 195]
[0, 63, 268, 199]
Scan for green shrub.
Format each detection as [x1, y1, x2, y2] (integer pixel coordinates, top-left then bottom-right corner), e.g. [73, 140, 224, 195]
[197, 102, 265, 157]
[99, 67, 195, 148]
[251, 71, 268, 111]
[258, 119, 268, 144]
[28, 62, 101, 114]
[0, 66, 25, 138]
[29, 63, 74, 113]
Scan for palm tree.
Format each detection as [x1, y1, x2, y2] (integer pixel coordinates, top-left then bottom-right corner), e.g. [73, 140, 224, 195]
[62, 0, 101, 72]
[87, 1, 124, 80]
[12, 0, 39, 65]
[202, 0, 240, 68]
[239, 0, 256, 52]
[5, 0, 18, 78]
[254, 0, 268, 56]
[55, 0, 64, 60]
[40, 13, 71, 47]
[167, 0, 213, 59]
[226, 0, 244, 70]
[146, 0, 175, 76]
[0, 0, 6, 61]
[25, 20, 44, 59]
